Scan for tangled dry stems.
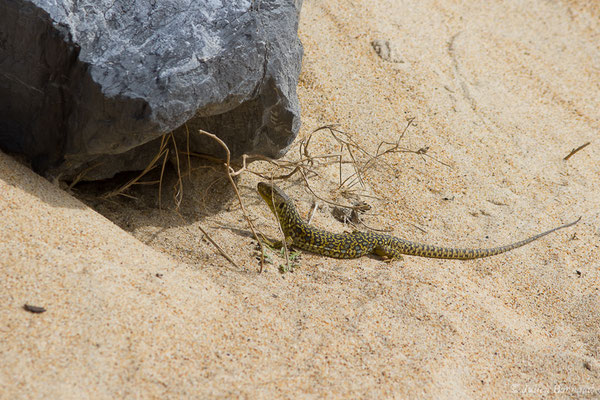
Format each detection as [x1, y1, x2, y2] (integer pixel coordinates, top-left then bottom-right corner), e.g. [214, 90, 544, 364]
[90, 119, 436, 272]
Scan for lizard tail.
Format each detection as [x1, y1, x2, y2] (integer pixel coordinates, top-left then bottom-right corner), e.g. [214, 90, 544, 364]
[392, 217, 581, 260]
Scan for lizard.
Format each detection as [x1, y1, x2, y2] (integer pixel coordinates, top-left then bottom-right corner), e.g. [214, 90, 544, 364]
[257, 181, 580, 260]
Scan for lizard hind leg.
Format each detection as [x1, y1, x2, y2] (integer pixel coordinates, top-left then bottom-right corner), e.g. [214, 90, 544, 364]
[374, 245, 404, 262]
[262, 235, 294, 251]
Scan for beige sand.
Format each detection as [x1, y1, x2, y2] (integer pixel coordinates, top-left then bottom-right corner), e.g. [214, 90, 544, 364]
[1, 1, 599, 398]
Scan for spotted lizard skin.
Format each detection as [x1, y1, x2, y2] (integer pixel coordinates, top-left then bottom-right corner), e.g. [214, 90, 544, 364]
[257, 182, 579, 260]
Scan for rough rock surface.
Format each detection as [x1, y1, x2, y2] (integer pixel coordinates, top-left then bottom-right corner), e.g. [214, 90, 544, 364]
[0, 0, 303, 179]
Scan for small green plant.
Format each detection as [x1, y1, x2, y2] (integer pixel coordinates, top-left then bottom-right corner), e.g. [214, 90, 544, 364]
[278, 250, 302, 273]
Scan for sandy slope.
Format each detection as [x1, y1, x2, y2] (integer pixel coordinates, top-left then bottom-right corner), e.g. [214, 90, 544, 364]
[1, 0, 599, 398]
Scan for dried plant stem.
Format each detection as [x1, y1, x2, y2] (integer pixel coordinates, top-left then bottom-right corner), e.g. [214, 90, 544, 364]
[172, 208, 240, 270]
[102, 131, 185, 209]
[307, 201, 319, 225]
[196, 129, 266, 272]
[169, 133, 183, 209]
[196, 223, 240, 269]
[298, 167, 367, 211]
[184, 123, 192, 179]
[67, 161, 104, 190]
[564, 141, 590, 161]
[104, 133, 170, 199]
[158, 148, 169, 209]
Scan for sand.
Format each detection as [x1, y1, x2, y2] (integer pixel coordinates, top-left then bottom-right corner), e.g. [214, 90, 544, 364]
[1, 0, 599, 398]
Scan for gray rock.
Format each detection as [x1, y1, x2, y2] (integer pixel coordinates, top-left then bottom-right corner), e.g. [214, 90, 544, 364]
[0, 0, 303, 180]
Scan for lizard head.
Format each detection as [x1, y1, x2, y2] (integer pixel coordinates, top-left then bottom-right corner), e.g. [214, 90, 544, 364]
[257, 182, 292, 216]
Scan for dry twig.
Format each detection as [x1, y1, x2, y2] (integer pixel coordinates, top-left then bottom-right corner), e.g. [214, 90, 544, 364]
[104, 133, 171, 200]
[197, 223, 240, 269]
[564, 141, 591, 161]
[196, 129, 266, 272]
[67, 161, 104, 190]
[103, 132, 185, 210]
